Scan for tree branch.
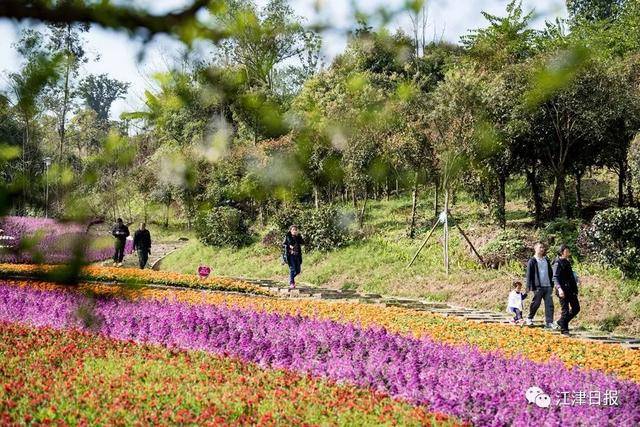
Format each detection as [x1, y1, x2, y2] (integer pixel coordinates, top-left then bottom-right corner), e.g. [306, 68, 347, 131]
[0, 0, 225, 43]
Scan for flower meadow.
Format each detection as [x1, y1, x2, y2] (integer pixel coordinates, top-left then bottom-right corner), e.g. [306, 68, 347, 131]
[8, 275, 639, 382]
[0, 264, 270, 295]
[0, 280, 639, 426]
[0, 216, 132, 263]
[0, 321, 459, 426]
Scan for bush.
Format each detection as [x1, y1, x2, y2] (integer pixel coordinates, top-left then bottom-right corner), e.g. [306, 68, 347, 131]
[261, 228, 282, 247]
[482, 229, 529, 267]
[195, 206, 251, 247]
[539, 218, 581, 257]
[599, 314, 623, 333]
[271, 204, 303, 233]
[300, 206, 347, 252]
[580, 208, 640, 278]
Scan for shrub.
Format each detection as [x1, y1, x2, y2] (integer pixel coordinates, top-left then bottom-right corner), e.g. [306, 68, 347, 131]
[481, 229, 529, 267]
[195, 207, 251, 247]
[261, 228, 282, 247]
[599, 314, 623, 333]
[539, 218, 581, 257]
[300, 206, 347, 252]
[580, 208, 640, 278]
[271, 204, 303, 233]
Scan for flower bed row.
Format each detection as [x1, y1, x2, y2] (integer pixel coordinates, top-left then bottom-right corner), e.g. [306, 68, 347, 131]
[0, 264, 269, 296]
[0, 321, 458, 426]
[0, 216, 133, 263]
[1, 282, 638, 426]
[13, 278, 640, 384]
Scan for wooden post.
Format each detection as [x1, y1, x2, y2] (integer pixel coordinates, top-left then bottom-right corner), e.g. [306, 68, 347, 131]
[443, 190, 450, 276]
[407, 218, 440, 268]
[452, 217, 484, 265]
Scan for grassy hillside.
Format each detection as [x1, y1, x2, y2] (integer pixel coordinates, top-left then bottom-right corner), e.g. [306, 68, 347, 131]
[158, 193, 640, 336]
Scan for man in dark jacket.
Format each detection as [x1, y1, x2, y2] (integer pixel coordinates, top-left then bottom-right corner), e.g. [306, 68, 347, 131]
[282, 225, 304, 289]
[133, 222, 152, 269]
[111, 218, 130, 267]
[553, 244, 580, 335]
[525, 242, 557, 329]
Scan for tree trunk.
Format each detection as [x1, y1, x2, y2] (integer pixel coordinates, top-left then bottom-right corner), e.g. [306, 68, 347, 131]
[497, 174, 506, 229]
[313, 185, 319, 210]
[385, 177, 390, 201]
[550, 171, 566, 218]
[409, 172, 419, 239]
[164, 203, 170, 228]
[258, 204, 264, 227]
[22, 115, 30, 214]
[395, 179, 399, 196]
[575, 171, 583, 213]
[526, 167, 544, 226]
[358, 188, 368, 228]
[433, 178, 439, 218]
[627, 166, 635, 207]
[618, 159, 626, 208]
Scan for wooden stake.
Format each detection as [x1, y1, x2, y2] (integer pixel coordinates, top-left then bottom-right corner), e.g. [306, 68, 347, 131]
[453, 217, 484, 265]
[407, 218, 440, 268]
[444, 191, 450, 276]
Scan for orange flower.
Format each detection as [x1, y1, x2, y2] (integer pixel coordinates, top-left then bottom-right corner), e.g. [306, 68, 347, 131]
[4, 278, 640, 384]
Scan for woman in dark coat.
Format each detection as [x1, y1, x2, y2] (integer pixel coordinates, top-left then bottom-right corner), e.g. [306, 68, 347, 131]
[282, 225, 304, 289]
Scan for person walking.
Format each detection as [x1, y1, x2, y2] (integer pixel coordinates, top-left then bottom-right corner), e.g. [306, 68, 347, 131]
[525, 242, 557, 329]
[111, 218, 130, 267]
[282, 225, 304, 289]
[133, 222, 152, 269]
[553, 244, 580, 335]
[506, 281, 527, 325]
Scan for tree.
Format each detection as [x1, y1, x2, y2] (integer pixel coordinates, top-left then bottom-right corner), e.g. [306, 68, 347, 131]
[524, 57, 625, 217]
[567, 0, 625, 21]
[152, 183, 176, 228]
[427, 68, 495, 272]
[78, 74, 130, 122]
[462, 1, 537, 227]
[462, 0, 536, 70]
[7, 37, 61, 213]
[66, 108, 105, 157]
[41, 19, 90, 163]
[218, 0, 320, 93]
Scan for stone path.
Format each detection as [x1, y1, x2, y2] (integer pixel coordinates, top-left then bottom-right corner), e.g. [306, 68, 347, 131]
[221, 276, 640, 350]
[117, 240, 188, 270]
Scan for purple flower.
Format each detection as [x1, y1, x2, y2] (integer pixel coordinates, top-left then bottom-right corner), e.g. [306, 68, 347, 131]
[0, 216, 133, 263]
[0, 282, 638, 427]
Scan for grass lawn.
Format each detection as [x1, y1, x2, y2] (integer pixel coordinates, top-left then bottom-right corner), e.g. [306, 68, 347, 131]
[160, 192, 640, 336]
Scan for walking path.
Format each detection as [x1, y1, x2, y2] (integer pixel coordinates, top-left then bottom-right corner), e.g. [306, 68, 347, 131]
[130, 239, 640, 351]
[228, 277, 640, 350]
[118, 240, 188, 270]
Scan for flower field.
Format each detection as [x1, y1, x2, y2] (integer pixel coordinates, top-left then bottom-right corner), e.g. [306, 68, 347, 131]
[0, 264, 270, 295]
[0, 321, 458, 426]
[0, 216, 133, 263]
[0, 279, 639, 426]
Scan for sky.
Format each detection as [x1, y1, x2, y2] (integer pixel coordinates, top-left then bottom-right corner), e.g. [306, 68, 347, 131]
[0, 0, 567, 119]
